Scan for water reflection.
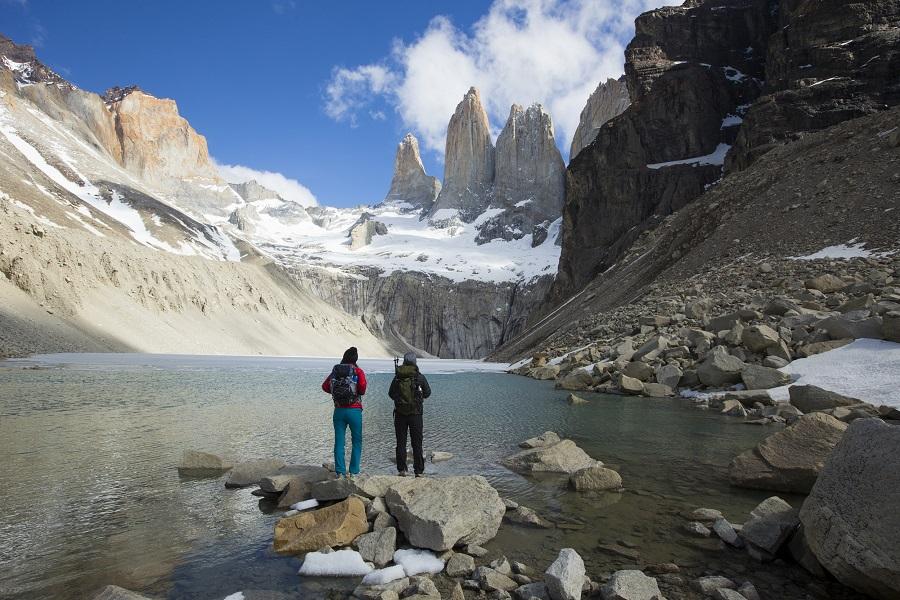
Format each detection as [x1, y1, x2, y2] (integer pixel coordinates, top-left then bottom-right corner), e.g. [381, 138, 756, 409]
[0, 353, 778, 599]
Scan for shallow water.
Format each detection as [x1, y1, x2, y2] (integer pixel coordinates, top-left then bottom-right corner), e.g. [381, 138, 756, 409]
[0, 353, 786, 600]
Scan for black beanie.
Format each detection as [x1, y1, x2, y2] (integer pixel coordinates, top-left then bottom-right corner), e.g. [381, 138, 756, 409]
[341, 347, 359, 364]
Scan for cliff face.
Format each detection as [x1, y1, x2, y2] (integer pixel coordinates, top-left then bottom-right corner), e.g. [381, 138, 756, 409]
[551, 0, 771, 303]
[385, 133, 441, 211]
[291, 267, 553, 359]
[728, 0, 900, 170]
[430, 87, 495, 221]
[569, 78, 630, 160]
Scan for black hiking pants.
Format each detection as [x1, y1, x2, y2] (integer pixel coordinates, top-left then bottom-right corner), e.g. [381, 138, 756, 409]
[394, 412, 424, 475]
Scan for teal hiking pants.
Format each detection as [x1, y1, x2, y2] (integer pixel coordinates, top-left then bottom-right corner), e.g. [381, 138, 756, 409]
[333, 407, 362, 475]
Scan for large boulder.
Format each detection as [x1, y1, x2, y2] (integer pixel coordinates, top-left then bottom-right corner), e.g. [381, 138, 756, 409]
[741, 325, 781, 353]
[530, 365, 561, 380]
[273, 496, 368, 554]
[544, 548, 585, 600]
[312, 474, 408, 501]
[799, 418, 900, 600]
[740, 365, 791, 390]
[384, 476, 505, 551]
[503, 440, 597, 474]
[600, 570, 664, 600]
[697, 346, 746, 387]
[519, 431, 561, 449]
[177, 450, 232, 475]
[557, 369, 594, 391]
[225, 458, 286, 488]
[355, 527, 397, 568]
[729, 413, 847, 493]
[788, 385, 861, 413]
[260, 464, 332, 493]
[805, 274, 846, 293]
[655, 364, 683, 389]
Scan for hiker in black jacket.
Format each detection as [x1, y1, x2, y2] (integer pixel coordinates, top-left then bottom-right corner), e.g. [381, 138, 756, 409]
[388, 352, 431, 477]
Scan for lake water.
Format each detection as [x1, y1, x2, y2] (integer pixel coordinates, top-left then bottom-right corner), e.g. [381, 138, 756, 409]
[0, 353, 793, 600]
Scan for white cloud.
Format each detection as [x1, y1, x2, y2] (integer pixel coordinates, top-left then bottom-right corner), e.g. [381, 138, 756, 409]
[324, 0, 682, 156]
[212, 159, 318, 207]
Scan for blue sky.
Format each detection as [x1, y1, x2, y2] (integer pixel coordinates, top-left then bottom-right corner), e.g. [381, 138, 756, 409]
[0, 0, 673, 207]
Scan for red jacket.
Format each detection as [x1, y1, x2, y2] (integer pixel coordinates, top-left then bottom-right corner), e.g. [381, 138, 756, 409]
[322, 364, 367, 409]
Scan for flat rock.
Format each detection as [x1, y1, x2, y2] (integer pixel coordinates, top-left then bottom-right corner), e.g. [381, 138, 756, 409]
[600, 570, 664, 600]
[445, 552, 476, 577]
[566, 393, 590, 405]
[177, 450, 232, 475]
[544, 548, 585, 600]
[788, 384, 861, 413]
[504, 505, 553, 528]
[429, 451, 454, 463]
[312, 474, 409, 501]
[729, 412, 848, 493]
[385, 475, 505, 551]
[697, 347, 745, 387]
[475, 566, 519, 592]
[503, 440, 597, 474]
[260, 464, 331, 493]
[514, 582, 550, 600]
[740, 365, 791, 390]
[273, 496, 368, 554]
[800, 418, 900, 599]
[225, 458, 286, 488]
[519, 431, 561, 449]
[694, 576, 735, 595]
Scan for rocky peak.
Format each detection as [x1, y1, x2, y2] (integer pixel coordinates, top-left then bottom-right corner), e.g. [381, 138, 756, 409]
[569, 78, 630, 160]
[230, 180, 284, 203]
[0, 34, 69, 87]
[479, 103, 565, 245]
[384, 133, 441, 211]
[102, 85, 143, 105]
[431, 87, 495, 222]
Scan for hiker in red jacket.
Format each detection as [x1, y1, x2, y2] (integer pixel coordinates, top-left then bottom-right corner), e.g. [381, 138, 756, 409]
[322, 347, 367, 478]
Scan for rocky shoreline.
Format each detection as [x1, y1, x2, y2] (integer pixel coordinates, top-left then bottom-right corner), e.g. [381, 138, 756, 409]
[91, 413, 898, 600]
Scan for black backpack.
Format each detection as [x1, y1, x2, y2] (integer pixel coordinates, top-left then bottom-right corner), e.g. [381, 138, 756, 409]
[331, 364, 358, 407]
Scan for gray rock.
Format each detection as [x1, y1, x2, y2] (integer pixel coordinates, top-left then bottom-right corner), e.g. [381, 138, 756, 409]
[736, 582, 759, 600]
[544, 548, 585, 600]
[514, 582, 551, 600]
[721, 399, 748, 418]
[349, 217, 388, 250]
[788, 385, 861, 413]
[355, 527, 396, 567]
[632, 335, 670, 362]
[404, 576, 440, 599]
[529, 365, 561, 380]
[466, 544, 489, 557]
[817, 314, 884, 340]
[693, 576, 736, 595]
[569, 465, 622, 491]
[373, 512, 397, 531]
[762, 355, 789, 368]
[446, 552, 476, 577]
[449, 583, 465, 600]
[92, 586, 155, 600]
[384, 133, 441, 210]
[883, 310, 900, 342]
[684, 521, 711, 537]
[600, 570, 663, 600]
[177, 450, 232, 475]
[787, 525, 828, 578]
[260, 465, 331, 493]
[800, 418, 900, 599]
[655, 364, 683, 389]
[697, 347, 746, 387]
[385, 475, 505, 551]
[429, 451, 454, 463]
[642, 383, 673, 397]
[689, 508, 723, 522]
[312, 474, 408, 501]
[519, 431, 561, 449]
[503, 440, 597, 474]
[711, 518, 742, 547]
[490, 557, 514, 577]
[805, 274, 846, 293]
[740, 496, 799, 557]
[475, 566, 519, 592]
[740, 365, 791, 390]
[557, 369, 594, 391]
[566, 393, 589, 405]
[505, 505, 553, 528]
[730, 413, 847, 493]
[713, 590, 747, 600]
[619, 374, 645, 395]
[224, 458, 286, 488]
[623, 361, 653, 382]
[741, 325, 780, 352]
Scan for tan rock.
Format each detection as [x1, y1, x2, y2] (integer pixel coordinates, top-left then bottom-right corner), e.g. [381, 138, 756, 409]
[384, 133, 441, 210]
[273, 496, 368, 554]
[570, 77, 630, 159]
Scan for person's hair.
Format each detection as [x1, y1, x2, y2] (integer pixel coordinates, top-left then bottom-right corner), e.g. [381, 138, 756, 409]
[341, 347, 359, 365]
[402, 351, 417, 366]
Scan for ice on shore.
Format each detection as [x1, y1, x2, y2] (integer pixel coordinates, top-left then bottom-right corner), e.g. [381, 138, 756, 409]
[361, 565, 407, 585]
[769, 339, 900, 408]
[298, 549, 374, 576]
[393, 548, 445, 576]
[222, 594, 244, 600]
[290, 499, 319, 511]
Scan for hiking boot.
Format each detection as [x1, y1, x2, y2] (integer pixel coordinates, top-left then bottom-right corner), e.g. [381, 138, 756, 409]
[398, 471, 409, 477]
[414, 473, 425, 478]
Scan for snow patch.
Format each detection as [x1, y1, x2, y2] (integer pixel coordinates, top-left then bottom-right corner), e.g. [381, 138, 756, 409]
[361, 565, 407, 585]
[222, 593, 245, 600]
[721, 115, 743, 128]
[298, 549, 374, 577]
[647, 144, 731, 170]
[790, 242, 891, 260]
[393, 549, 445, 576]
[769, 339, 900, 408]
[289, 499, 319, 511]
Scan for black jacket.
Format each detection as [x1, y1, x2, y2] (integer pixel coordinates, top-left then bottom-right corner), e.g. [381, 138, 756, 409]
[388, 366, 431, 414]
